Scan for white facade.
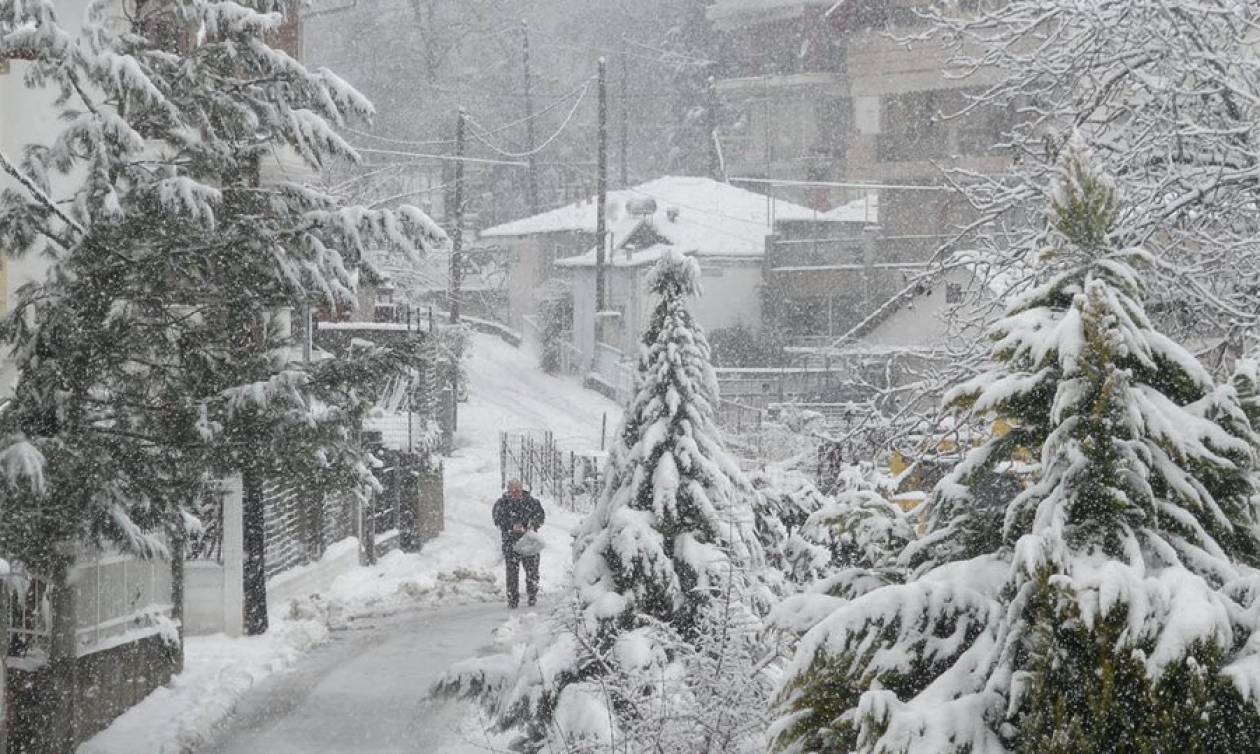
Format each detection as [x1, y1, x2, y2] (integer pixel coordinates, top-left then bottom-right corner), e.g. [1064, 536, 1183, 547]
[572, 255, 764, 379]
[846, 267, 992, 352]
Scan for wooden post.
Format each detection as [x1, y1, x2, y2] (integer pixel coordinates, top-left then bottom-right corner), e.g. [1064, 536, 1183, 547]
[595, 57, 608, 315]
[450, 107, 466, 324]
[619, 52, 629, 186]
[600, 412, 607, 451]
[522, 21, 540, 215]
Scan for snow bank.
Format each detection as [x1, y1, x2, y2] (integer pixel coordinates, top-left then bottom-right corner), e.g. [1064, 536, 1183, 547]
[78, 618, 329, 754]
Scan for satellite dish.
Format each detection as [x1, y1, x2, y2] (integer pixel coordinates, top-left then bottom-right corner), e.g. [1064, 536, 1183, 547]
[626, 197, 657, 216]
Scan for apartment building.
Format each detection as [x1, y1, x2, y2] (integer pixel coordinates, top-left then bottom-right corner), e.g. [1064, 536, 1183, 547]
[708, 0, 1009, 338]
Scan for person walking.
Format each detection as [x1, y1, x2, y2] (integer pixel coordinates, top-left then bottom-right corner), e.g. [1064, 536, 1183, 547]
[492, 479, 545, 608]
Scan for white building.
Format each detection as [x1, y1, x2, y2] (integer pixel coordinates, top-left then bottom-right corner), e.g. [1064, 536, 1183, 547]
[534, 176, 870, 395]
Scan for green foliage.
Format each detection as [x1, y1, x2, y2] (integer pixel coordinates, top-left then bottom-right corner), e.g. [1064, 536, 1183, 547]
[1016, 578, 1260, 754]
[533, 279, 572, 375]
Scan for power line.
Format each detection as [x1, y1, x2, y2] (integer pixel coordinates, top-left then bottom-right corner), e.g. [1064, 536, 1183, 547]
[729, 176, 953, 192]
[465, 80, 592, 159]
[342, 126, 453, 147]
[351, 146, 528, 167]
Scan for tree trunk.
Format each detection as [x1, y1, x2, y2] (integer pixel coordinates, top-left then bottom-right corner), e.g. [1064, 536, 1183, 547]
[242, 462, 269, 636]
[170, 516, 186, 674]
[48, 551, 78, 752]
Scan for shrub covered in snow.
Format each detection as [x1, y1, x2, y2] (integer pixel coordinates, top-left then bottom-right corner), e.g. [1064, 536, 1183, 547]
[771, 145, 1260, 753]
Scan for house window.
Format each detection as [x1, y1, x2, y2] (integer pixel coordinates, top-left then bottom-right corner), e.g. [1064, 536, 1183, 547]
[945, 283, 964, 304]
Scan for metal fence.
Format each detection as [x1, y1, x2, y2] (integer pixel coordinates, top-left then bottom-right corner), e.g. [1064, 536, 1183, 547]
[8, 570, 51, 667]
[7, 546, 175, 668]
[72, 550, 174, 656]
[499, 430, 604, 512]
[262, 477, 356, 580]
[714, 399, 764, 433]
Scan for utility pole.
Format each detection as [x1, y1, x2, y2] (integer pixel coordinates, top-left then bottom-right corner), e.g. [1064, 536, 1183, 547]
[450, 107, 465, 324]
[619, 52, 629, 187]
[522, 21, 540, 214]
[595, 57, 608, 315]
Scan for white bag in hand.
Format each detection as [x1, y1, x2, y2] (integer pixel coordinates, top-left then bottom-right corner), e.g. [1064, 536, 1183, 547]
[512, 531, 545, 556]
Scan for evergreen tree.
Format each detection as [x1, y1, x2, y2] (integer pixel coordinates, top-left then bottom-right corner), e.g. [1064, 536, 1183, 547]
[437, 250, 768, 752]
[771, 145, 1260, 753]
[0, 0, 442, 585]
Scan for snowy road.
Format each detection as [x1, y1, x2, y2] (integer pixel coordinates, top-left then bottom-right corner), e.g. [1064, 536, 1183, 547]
[200, 602, 515, 754]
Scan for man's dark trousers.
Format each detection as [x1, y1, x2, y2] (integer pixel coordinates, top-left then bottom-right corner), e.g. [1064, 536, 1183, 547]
[505, 548, 540, 607]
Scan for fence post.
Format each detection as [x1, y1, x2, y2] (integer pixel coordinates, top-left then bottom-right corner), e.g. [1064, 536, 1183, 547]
[499, 432, 506, 490]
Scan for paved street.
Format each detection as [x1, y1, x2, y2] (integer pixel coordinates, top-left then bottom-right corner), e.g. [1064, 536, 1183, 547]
[200, 601, 515, 754]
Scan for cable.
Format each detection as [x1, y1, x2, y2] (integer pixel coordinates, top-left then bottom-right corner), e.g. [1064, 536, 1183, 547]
[351, 146, 529, 167]
[342, 126, 453, 148]
[465, 80, 592, 159]
[470, 75, 596, 137]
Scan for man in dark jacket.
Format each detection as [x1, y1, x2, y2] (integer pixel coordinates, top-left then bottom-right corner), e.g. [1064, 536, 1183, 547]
[492, 479, 545, 608]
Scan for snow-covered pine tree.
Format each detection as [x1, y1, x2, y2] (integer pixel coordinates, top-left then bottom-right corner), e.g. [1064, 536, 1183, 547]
[771, 145, 1260, 753]
[436, 249, 768, 752]
[0, 0, 442, 578]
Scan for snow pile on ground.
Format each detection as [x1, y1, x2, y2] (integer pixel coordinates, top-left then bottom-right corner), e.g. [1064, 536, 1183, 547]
[79, 619, 329, 754]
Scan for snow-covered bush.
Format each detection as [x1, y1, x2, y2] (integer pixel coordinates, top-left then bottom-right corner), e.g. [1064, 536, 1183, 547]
[770, 145, 1260, 753]
[750, 467, 829, 589]
[436, 250, 771, 752]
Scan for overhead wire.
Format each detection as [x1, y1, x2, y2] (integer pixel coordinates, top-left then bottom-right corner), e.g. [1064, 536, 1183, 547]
[465, 79, 593, 159]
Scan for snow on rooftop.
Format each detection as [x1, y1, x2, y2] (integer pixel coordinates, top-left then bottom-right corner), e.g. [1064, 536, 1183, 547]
[480, 176, 848, 241]
[485, 176, 868, 269]
[707, 0, 835, 24]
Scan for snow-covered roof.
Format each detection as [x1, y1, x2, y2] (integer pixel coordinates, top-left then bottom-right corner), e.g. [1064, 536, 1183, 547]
[488, 176, 865, 269]
[480, 175, 849, 243]
[707, 0, 834, 25]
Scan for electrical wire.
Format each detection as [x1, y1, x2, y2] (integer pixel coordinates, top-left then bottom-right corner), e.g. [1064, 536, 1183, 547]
[351, 146, 529, 167]
[465, 80, 593, 159]
[470, 75, 596, 137]
[342, 126, 453, 147]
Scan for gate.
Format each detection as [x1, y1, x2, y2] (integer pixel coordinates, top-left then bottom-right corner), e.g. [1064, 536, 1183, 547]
[499, 430, 604, 512]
